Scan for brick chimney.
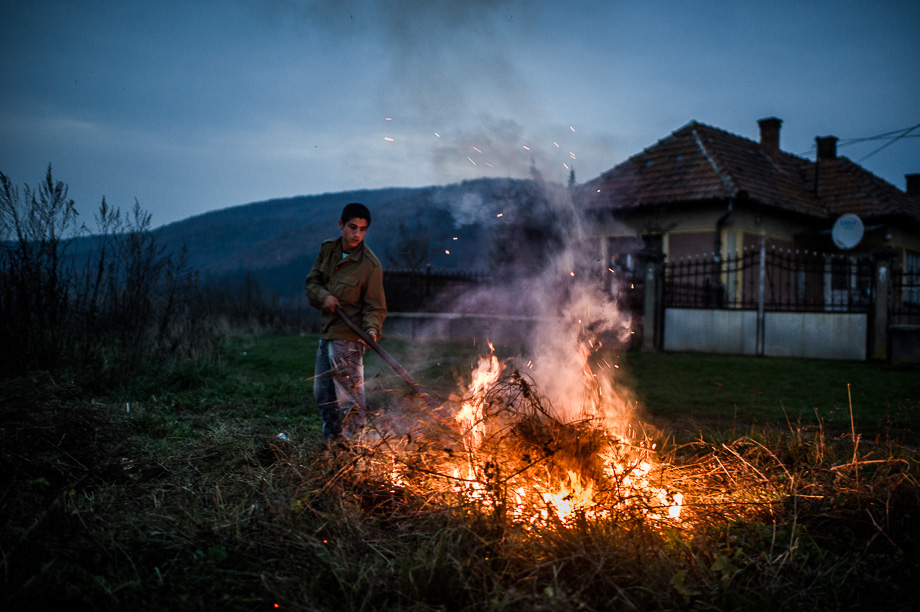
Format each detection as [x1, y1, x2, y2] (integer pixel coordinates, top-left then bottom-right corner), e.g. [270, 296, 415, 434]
[758, 117, 782, 156]
[907, 174, 920, 198]
[816, 136, 838, 160]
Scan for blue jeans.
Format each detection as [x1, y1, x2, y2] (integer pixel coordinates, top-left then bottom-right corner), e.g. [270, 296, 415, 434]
[314, 338, 367, 440]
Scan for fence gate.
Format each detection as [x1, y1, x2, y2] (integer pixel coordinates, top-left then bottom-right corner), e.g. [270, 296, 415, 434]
[661, 245, 872, 360]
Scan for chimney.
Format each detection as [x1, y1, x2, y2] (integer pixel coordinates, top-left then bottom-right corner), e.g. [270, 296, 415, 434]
[907, 174, 920, 198]
[816, 136, 838, 160]
[758, 117, 782, 157]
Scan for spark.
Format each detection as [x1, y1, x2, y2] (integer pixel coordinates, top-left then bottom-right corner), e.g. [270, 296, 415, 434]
[570, 272, 576, 277]
[570, 125, 576, 132]
[570, 152, 577, 159]
[563, 163, 570, 170]
[445, 250, 450, 255]
[554, 141, 560, 147]
[468, 157, 477, 165]
[473, 147, 482, 153]
[435, 132, 441, 138]
[485, 162, 494, 167]
[497, 213, 503, 218]
[522, 145, 530, 151]
[385, 117, 392, 121]
[452, 237, 458, 240]
[384, 137, 394, 142]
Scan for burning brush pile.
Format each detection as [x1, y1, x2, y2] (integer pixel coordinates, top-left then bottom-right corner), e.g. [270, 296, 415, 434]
[334, 337, 684, 529]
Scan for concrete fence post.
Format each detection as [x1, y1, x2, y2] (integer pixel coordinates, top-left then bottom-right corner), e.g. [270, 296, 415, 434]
[870, 248, 896, 361]
[640, 247, 665, 352]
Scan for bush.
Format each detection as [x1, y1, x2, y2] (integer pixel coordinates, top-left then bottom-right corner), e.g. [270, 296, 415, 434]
[0, 165, 217, 385]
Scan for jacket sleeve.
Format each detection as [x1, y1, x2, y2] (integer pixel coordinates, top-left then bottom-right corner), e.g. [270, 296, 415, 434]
[360, 263, 387, 336]
[304, 247, 331, 310]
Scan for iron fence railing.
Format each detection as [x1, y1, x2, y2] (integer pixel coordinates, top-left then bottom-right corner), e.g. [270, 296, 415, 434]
[891, 264, 920, 326]
[664, 248, 873, 313]
[384, 268, 490, 312]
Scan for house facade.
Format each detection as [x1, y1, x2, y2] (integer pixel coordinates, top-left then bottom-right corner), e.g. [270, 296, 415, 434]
[578, 118, 920, 361]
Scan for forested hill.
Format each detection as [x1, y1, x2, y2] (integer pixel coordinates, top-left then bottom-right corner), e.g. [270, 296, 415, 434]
[151, 177, 546, 298]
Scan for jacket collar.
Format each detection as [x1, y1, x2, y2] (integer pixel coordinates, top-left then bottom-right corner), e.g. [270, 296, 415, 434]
[339, 239, 365, 260]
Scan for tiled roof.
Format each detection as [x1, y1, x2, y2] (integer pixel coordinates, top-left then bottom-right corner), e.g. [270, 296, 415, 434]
[809, 156, 920, 220]
[581, 121, 920, 223]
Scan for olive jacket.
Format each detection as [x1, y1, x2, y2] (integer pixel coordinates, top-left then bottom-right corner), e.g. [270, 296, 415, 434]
[305, 238, 387, 341]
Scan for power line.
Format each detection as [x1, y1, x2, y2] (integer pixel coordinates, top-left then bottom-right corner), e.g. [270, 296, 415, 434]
[796, 122, 920, 158]
[856, 122, 920, 162]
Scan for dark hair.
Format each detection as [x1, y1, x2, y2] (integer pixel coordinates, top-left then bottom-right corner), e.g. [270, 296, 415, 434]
[341, 202, 371, 226]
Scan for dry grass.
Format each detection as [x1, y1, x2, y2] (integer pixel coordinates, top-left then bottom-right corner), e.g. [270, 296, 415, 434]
[2, 345, 919, 611]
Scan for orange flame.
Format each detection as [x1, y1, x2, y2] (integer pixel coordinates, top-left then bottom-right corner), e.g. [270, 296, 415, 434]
[445, 344, 683, 525]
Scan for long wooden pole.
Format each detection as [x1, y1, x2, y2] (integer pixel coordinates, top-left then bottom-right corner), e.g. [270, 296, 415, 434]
[334, 306, 441, 409]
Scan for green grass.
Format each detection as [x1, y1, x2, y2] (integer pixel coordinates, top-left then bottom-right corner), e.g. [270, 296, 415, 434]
[622, 352, 919, 442]
[364, 336, 919, 443]
[3, 333, 919, 611]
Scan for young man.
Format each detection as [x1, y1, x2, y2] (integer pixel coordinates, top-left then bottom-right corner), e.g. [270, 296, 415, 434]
[305, 203, 387, 441]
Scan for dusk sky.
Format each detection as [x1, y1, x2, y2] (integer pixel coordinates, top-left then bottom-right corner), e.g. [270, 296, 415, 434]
[2, 0, 918, 228]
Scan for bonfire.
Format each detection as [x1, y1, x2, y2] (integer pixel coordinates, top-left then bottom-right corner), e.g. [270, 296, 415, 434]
[332, 306, 685, 529]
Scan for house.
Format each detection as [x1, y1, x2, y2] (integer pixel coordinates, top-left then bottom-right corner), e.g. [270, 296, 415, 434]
[577, 118, 920, 361]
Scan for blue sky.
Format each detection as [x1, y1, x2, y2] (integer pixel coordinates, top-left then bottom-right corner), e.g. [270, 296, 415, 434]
[1, 0, 918, 227]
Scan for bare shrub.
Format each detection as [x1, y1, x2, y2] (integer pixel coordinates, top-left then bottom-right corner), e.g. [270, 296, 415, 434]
[0, 166, 217, 383]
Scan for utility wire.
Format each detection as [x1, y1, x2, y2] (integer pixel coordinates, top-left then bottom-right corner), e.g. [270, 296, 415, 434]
[796, 122, 920, 158]
[856, 122, 920, 162]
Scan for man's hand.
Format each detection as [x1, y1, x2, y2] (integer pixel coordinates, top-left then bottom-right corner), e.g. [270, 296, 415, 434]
[322, 294, 340, 313]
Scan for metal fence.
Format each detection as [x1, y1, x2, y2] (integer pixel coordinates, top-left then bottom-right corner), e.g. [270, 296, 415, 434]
[664, 248, 873, 313]
[891, 260, 920, 326]
[384, 268, 491, 312]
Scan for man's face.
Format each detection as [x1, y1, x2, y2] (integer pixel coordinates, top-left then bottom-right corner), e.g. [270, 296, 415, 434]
[339, 217, 369, 253]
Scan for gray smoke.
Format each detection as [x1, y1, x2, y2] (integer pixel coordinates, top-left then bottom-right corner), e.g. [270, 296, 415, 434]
[251, 0, 638, 424]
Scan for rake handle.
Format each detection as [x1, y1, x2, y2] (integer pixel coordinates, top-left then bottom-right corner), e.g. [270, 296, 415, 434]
[334, 306, 440, 409]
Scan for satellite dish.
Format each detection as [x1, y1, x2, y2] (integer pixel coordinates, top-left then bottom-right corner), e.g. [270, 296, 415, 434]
[832, 213, 864, 250]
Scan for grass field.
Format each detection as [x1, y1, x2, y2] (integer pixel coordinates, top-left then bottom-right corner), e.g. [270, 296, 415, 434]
[369, 336, 919, 444]
[2, 333, 919, 611]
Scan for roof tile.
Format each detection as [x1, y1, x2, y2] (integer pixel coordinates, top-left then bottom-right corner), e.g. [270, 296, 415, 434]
[581, 121, 919, 223]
